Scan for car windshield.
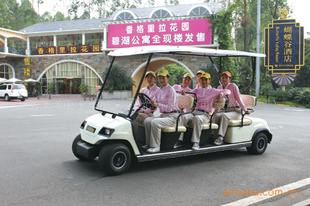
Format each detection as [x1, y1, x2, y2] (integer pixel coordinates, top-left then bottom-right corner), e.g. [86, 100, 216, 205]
[13, 85, 25, 89]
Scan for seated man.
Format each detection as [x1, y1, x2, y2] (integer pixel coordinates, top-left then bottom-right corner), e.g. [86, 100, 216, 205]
[175, 72, 231, 150]
[194, 70, 205, 88]
[133, 71, 160, 135]
[143, 68, 179, 153]
[213, 71, 250, 145]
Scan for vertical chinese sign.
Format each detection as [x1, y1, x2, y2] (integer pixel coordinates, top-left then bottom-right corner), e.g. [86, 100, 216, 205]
[107, 18, 212, 48]
[264, 19, 304, 74]
[24, 57, 31, 77]
[264, 19, 304, 86]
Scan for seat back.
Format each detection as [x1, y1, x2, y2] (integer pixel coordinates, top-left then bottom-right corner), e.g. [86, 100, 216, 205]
[240, 94, 257, 107]
[177, 95, 194, 110]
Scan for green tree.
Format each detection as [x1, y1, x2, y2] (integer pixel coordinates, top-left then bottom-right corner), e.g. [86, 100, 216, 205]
[53, 11, 67, 21]
[40, 11, 53, 22]
[159, 64, 189, 86]
[293, 39, 310, 88]
[103, 65, 135, 93]
[209, 4, 236, 75]
[17, 0, 38, 30]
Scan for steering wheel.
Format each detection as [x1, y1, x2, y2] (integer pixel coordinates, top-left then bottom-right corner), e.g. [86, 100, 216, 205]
[138, 93, 156, 111]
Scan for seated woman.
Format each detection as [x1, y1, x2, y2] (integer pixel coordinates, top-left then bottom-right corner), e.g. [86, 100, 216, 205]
[173, 73, 193, 93]
[143, 68, 179, 153]
[173, 73, 193, 112]
[176, 73, 231, 150]
[133, 71, 160, 135]
[213, 71, 250, 146]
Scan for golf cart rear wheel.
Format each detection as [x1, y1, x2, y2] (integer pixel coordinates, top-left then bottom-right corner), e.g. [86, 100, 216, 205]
[98, 143, 132, 176]
[72, 134, 95, 161]
[247, 132, 268, 155]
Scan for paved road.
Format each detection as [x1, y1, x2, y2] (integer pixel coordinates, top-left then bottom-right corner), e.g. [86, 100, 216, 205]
[0, 98, 309, 206]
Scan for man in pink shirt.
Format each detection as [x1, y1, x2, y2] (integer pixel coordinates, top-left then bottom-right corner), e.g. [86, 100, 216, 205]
[194, 70, 205, 89]
[133, 71, 160, 135]
[143, 68, 179, 153]
[213, 71, 250, 145]
[175, 73, 231, 150]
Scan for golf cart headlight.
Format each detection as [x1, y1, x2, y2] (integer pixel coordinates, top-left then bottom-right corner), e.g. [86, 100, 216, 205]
[99, 127, 115, 137]
[80, 120, 87, 129]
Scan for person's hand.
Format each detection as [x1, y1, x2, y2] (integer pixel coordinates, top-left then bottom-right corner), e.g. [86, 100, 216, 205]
[245, 110, 251, 115]
[150, 100, 158, 107]
[180, 90, 186, 95]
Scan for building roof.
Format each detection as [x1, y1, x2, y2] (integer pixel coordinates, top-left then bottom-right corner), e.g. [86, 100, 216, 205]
[20, 3, 224, 34]
[20, 18, 110, 34]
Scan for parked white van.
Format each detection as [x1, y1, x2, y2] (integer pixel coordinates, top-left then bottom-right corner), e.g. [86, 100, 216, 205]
[0, 84, 28, 101]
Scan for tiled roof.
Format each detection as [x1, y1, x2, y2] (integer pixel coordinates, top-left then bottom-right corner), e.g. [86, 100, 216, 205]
[20, 3, 224, 34]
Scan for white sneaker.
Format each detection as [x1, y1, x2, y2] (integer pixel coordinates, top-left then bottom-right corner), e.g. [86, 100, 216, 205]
[142, 145, 149, 149]
[214, 137, 224, 145]
[146, 147, 160, 153]
[192, 142, 200, 150]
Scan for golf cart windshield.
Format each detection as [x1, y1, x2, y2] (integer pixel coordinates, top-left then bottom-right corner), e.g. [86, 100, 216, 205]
[94, 46, 265, 118]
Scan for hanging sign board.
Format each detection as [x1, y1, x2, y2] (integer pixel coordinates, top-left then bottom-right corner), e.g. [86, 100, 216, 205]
[264, 19, 305, 74]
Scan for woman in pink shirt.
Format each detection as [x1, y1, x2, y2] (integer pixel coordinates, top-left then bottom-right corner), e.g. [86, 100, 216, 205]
[213, 71, 250, 145]
[143, 68, 179, 153]
[172, 73, 193, 94]
[133, 71, 160, 135]
[176, 73, 231, 150]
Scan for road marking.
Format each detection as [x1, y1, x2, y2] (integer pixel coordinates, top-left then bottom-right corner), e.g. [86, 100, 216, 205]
[0, 104, 34, 109]
[30, 114, 54, 117]
[223, 177, 310, 206]
[291, 198, 310, 206]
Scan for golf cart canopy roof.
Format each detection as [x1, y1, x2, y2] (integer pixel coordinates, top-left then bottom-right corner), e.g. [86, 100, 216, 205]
[108, 46, 266, 58]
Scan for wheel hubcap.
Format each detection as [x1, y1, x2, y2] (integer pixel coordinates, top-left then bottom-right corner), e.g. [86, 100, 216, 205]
[112, 151, 127, 169]
[258, 138, 265, 150]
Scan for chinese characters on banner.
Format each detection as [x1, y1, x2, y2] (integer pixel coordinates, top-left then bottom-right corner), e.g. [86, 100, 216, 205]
[37, 45, 102, 54]
[81, 45, 90, 53]
[23, 58, 31, 77]
[48, 46, 56, 54]
[37, 47, 45, 55]
[107, 18, 212, 48]
[69, 45, 79, 53]
[264, 19, 304, 74]
[58, 46, 67, 54]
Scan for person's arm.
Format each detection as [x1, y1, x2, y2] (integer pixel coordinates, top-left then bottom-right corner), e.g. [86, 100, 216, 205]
[231, 84, 248, 112]
[154, 87, 177, 112]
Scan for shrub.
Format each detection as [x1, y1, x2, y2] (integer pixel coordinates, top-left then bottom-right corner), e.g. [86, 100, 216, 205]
[47, 83, 55, 94]
[79, 83, 88, 94]
[103, 66, 135, 93]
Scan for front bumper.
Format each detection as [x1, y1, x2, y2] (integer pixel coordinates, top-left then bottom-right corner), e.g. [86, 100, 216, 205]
[77, 140, 100, 159]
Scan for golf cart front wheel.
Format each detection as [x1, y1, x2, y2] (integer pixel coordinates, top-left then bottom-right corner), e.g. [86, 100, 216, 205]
[98, 143, 132, 176]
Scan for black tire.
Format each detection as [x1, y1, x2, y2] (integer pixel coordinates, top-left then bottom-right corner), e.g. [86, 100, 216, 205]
[72, 134, 94, 161]
[247, 132, 268, 155]
[5, 94, 10, 101]
[98, 143, 132, 176]
[21, 97, 25, 101]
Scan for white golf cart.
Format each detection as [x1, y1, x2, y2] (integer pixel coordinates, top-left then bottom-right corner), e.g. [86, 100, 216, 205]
[72, 46, 272, 175]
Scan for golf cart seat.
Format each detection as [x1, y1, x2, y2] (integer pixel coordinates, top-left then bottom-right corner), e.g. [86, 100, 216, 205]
[211, 94, 256, 127]
[228, 94, 256, 127]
